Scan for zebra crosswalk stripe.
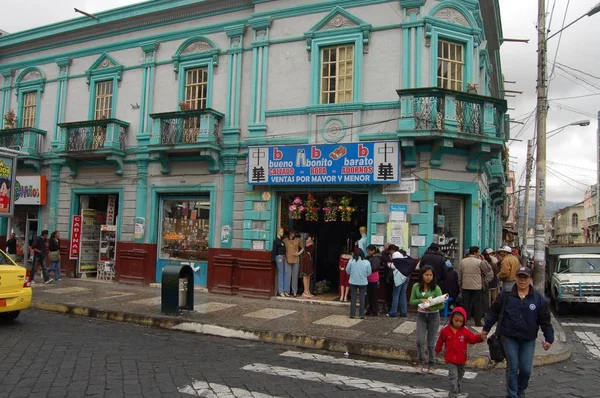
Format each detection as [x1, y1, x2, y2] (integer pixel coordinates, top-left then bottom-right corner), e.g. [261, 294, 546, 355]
[280, 350, 478, 379]
[178, 380, 281, 397]
[242, 363, 452, 397]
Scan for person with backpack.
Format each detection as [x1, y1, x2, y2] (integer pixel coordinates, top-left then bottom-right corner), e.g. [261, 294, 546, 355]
[481, 267, 554, 398]
[435, 307, 485, 396]
[365, 245, 382, 316]
[387, 249, 416, 318]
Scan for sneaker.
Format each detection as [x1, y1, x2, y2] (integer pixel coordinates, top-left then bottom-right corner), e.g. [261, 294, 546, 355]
[44, 278, 54, 285]
[31, 281, 36, 285]
[283, 292, 289, 297]
[278, 293, 286, 297]
[415, 366, 424, 374]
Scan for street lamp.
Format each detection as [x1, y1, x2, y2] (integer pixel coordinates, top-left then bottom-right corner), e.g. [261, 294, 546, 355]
[533, 0, 600, 292]
[546, 120, 591, 139]
[547, 2, 600, 40]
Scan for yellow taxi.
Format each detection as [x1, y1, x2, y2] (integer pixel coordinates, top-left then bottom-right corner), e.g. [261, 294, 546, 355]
[0, 250, 32, 322]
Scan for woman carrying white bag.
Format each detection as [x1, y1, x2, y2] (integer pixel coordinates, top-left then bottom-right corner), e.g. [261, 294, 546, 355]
[387, 250, 417, 318]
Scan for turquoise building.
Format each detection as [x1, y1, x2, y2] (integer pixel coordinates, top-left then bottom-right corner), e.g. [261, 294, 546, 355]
[0, 0, 509, 287]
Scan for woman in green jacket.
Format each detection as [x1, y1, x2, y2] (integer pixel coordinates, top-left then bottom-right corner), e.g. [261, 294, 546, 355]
[410, 264, 445, 373]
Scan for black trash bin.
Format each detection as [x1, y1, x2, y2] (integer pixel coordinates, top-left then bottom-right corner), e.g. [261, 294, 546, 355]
[161, 264, 194, 315]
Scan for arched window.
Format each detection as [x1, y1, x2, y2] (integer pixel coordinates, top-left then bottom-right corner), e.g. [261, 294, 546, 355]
[572, 213, 579, 229]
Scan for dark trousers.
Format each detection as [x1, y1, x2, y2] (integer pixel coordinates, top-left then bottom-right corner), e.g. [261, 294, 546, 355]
[462, 289, 482, 326]
[366, 282, 379, 315]
[349, 284, 367, 318]
[31, 256, 49, 283]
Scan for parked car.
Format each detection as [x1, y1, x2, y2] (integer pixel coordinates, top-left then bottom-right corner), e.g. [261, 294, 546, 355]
[546, 244, 600, 314]
[0, 250, 32, 322]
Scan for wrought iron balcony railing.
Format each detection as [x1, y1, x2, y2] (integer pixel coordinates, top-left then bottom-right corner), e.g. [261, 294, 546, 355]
[149, 109, 223, 147]
[0, 127, 45, 155]
[397, 87, 508, 139]
[57, 119, 129, 152]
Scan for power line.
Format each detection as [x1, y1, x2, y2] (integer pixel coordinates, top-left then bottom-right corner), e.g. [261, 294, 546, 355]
[549, 93, 600, 101]
[555, 65, 600, 91]
[547, 0, 570, 93]
[546, 167, 586, 192]
[547, 165, 594, 188]
[553, 102, 597, 118]
[547, 160, 597, 173]
[556, 61, 600, 81]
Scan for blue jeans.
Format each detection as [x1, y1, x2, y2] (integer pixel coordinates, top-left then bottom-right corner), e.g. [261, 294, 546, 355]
[388, 279, 408, 317]
[48, 260, 61, 281]
[275, 255, 285, 294]
[502, 336, 536, 398]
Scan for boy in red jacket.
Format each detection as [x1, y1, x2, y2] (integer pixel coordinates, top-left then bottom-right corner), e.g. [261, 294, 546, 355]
[435, 307, 484, 396]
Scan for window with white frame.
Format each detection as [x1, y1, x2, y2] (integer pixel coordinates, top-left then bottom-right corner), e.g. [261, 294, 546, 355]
[21, 92, 37, 128]
[572, 213, 579, 229]
[320, 44, 354, 104]
[184, 68, 208, 110]
[94, 80, 114, 120]
[437, 40, 464, 91]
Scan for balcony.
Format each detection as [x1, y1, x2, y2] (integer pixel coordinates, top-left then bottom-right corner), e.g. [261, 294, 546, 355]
[397, 87, 508, 169]
[148, 109, 223, 173]
[55, 118, 129, 175]
[0, 127, 46, 172]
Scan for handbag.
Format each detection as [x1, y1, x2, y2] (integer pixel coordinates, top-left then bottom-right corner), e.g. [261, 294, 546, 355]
[487, 292, 510, 362]
[392, 269, 407, 287]
[49, 251, 60, 262]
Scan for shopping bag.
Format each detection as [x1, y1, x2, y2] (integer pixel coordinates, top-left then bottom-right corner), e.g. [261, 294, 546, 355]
[392, 269, 406, 287]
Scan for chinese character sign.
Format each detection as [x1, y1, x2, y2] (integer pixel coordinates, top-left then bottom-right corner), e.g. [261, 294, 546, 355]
[69, 215, 83, 259]
[0, 153, 17, 217]
[247, 142, 400, 185]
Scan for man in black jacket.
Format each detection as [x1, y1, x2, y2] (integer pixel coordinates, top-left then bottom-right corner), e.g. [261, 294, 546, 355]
[482, 267, 553, 398]
[419, 243, 446, 283]
[31, 230, 52, 285]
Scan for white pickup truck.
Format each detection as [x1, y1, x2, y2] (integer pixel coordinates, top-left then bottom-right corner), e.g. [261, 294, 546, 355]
[546, 245, 600, 314]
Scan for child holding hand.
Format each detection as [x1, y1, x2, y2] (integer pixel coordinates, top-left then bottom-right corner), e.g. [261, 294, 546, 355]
[435, 307, 485, 397]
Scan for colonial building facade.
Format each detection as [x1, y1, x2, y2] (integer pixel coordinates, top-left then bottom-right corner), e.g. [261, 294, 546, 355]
[0, 0, 509, 290]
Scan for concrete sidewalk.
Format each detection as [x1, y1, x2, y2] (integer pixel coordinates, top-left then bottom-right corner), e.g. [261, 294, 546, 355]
[29, 279, 570, 369]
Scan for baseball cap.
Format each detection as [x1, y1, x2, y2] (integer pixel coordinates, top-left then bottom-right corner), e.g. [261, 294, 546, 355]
[516, 267, 532, 277]
[498, 246, 512, 253]
[484, 248, 494, 254]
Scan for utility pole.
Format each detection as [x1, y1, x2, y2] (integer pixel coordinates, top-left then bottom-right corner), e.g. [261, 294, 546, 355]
[533, 0, 547, 292]
[515, 188, 521, 248]
[522, 139, 534, 265]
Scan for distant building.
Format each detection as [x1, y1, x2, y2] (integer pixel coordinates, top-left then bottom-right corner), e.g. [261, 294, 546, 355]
[0, 30, 8, 36]
[552, 202, 585, 244]
[583, 184, 598, 242]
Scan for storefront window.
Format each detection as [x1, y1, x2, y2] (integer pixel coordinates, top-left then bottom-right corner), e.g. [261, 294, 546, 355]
[434, 195, 464, 267]
[160, 198, 210, 261]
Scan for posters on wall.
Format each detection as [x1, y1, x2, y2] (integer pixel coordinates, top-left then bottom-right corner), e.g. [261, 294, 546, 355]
[387, 222, 409, 249]
[134, 217, 145, 240]
[0, 153, 17, 217]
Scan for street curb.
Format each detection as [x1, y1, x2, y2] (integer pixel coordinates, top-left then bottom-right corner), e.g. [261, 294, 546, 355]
[30, 300, 571, 369]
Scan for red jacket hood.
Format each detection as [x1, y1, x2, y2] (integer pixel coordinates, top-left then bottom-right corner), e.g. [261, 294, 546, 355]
[450, 306, 468, 324]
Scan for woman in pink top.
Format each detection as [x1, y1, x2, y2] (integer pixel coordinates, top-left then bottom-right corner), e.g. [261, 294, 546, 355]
[365, 245, 382, 316]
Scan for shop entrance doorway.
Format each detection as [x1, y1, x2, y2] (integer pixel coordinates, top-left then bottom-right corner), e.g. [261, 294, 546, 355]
[8, 206, 39, 266]
[278, 192, 368, 292]
[433, 194, 465, 268]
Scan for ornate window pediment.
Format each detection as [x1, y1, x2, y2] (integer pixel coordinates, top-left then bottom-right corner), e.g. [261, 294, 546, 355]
[434, 7, 471, 27]
[172, 36, 220, 71]
[304, 6, 372, 53]
[15, 67, 46, 92]
[85, 53, 123, 85]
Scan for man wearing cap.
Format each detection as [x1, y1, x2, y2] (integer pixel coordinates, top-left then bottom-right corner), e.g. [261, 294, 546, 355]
[419, 243, 446, 283]
[497, 246, 520, 292]
[482, 266, 553, 398]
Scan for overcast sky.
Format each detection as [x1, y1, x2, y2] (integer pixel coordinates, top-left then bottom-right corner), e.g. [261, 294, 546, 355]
[1, 0, 599, 205]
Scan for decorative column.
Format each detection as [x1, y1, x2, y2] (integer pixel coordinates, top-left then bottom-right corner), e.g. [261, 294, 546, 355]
[220, 156, 238, 248]
[47, 164, 62, 233]
[51, 58, 71, 149]
[247, 17, 272, 137]
[223, 25, 245, 141]
[0, 69, 14, 129]
[134, 157, 149, 243]
[137, 41, 159, 147]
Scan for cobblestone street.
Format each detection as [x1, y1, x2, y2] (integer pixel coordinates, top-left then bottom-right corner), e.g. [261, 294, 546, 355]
[0, 309, 598, 397]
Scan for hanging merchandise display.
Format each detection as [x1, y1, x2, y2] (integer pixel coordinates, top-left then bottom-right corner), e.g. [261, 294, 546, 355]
[78, 209, 104, 274]
[97, 224, 117, 282]
[288, 196, 305, 220]
[304, 194, 319, 222]
[323, 196, 338, 222]
[339, 196, 355, 222]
